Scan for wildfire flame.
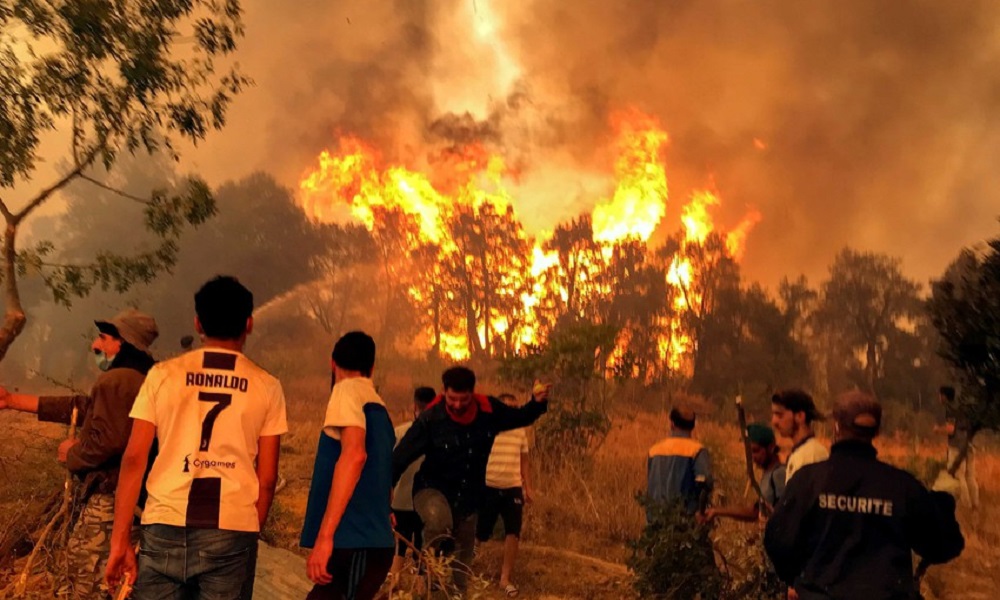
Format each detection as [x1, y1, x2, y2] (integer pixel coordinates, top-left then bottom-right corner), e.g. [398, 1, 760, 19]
[298, 110, 759, 376]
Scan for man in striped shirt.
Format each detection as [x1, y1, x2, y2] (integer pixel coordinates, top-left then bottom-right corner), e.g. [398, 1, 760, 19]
[476, 393, 533, 597]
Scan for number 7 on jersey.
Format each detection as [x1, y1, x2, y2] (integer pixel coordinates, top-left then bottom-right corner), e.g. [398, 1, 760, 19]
[198, 391, 233, 451]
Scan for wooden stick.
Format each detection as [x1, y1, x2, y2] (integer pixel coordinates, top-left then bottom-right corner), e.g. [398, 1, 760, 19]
[13, 405, 78, 597]
[735, 395, 769, 516]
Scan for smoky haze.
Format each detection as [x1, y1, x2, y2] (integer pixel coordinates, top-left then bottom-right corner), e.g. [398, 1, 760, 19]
[181, 0, 1000, 287]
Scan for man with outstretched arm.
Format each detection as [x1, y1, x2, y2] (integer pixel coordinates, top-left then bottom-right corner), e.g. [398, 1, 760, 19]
[105, 276, 288, 599]
[765, 391, 964, 599]
[702, 423, 785, 524]
[300, 331, 396, 600]
[392, 367, 550, 595]
[0, 309, 157, 599]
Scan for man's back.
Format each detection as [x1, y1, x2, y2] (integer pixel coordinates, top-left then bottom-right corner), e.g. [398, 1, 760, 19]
[646, 433, 710, 515]
[131, 348, 288, 532]
[765, 440, 963, 599]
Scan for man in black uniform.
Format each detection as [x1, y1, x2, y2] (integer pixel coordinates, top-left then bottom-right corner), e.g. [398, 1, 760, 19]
[764, 391, 964, 600]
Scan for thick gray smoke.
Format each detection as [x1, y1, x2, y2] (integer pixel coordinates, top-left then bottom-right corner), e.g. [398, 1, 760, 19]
[185, 0, 1000, 286]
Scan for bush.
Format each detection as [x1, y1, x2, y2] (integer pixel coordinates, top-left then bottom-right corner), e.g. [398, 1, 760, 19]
[628, 498, 722, 599]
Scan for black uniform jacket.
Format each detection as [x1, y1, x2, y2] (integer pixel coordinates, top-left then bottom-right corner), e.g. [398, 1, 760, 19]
[392, 395, 546, 518]
[764, 439, 964, 600]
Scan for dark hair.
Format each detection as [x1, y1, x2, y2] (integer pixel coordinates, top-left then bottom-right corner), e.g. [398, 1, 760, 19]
[331, 331, 376, 377]
[939, 386, 956, 402]
[771, 388, 824, 424]
[195, 276, 253, 340]
[669, 407, 696, 431]
[442, 366, 476, 392]
[414, 386, 436, 407]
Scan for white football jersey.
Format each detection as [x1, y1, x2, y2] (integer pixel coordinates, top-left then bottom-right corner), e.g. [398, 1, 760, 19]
[130, 348, 288, 532]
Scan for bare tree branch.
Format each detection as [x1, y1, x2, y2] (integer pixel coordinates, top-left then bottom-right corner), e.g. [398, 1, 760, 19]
[79, 175, 151, 205]
[13, 143, 105, 225]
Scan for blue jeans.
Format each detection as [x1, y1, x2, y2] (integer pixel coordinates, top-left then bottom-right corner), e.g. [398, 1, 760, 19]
[134, 524, 259, 600]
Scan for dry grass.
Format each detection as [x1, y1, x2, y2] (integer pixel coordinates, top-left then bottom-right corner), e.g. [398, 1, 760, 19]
[3, 371, 999, 598]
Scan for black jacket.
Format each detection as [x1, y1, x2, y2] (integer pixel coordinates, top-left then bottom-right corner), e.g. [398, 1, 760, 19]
[392, 395, 546, 517]
[764, 439, 964, 600]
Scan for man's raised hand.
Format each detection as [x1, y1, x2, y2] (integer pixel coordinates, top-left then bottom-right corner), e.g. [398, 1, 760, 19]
[532, 380, 552, 402]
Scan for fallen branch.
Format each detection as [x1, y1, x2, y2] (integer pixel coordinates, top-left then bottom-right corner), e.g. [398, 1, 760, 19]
[11, 404, 78, 597]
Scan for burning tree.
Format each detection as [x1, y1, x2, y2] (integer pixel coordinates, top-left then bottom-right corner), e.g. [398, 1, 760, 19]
[298, 109, 762, 379]
[0, 0, 248, 360]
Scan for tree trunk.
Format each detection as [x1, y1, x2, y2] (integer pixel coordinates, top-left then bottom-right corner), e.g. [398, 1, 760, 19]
[0, 221, 27, 361]
[865, 341, 877, 393]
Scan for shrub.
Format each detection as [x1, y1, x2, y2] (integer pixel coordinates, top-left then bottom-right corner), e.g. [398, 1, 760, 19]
[628, 497, 722, 599]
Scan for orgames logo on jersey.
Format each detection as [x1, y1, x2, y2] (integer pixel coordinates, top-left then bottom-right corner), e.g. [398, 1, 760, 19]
[182, 453, 238, 472]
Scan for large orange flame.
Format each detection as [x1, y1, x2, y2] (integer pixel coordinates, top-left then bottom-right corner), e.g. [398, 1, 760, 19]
[298, 110, 759, 375]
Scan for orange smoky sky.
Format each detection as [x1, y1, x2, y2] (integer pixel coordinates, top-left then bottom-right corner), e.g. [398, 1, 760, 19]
[64, 0, 1000, 288]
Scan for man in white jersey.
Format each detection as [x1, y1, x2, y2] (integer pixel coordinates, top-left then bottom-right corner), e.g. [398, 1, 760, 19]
[771, 389, 829, 484]
[476, 393, 533, 598]
[105, 276, 288, 599]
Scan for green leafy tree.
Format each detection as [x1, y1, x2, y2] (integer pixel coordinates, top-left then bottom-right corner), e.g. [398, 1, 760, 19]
[814, 249, 921, 394]
[928, 232, 1000, 434]
[0, 0, 249, 359]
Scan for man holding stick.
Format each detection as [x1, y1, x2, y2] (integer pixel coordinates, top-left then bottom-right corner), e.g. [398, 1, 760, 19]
[702, 423, 785, 524]
[0, 309, 157, 599]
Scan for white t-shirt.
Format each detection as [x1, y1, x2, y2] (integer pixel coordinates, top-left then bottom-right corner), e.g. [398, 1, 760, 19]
[130, 348, 288, 532]
[322, 377, 384, 438]
[392, 420, 423, 511]
[485, 428, 529, 489]
[785, 436, 829, 484]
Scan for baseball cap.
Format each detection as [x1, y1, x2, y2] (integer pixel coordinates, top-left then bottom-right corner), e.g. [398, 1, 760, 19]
[833, 391, 882, 439]
[771, 389, 826, 423]
[95, 309, 159, 352]
[746, 423, 776, 446]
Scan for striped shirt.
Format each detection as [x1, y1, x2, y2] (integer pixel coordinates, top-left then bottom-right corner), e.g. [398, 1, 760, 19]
[485, 428, 529, 489]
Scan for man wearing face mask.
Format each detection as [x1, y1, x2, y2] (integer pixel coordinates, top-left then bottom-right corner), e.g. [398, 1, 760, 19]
[392, 366, 550, 596]
[0, 308, 157, 599]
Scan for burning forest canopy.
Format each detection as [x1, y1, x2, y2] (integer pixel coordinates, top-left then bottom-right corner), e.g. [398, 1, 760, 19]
[298, 109, 760, 379]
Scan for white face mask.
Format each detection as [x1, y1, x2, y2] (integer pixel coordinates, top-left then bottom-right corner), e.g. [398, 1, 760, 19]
[94, 350, 115, 372]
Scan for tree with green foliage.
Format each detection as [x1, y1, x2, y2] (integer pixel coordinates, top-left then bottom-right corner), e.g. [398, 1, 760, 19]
[0, 0, 248, 360]
[814, 249, 921, 394]
[928, 231, 1000, 436]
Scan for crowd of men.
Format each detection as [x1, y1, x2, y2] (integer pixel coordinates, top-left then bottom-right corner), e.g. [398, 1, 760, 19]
[646, 389, 967, 599]
[0, 273, 973, 600]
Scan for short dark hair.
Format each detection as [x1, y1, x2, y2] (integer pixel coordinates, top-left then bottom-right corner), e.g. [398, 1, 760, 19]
[442, 366, 476, 392]
[771, 388, 824, 424]
[331, 331, 376, 376]
[939, 386, 956, 402]
[414, 386, 436, 407]
[195, 276, 253, 340]
[669, 407, 696, 431]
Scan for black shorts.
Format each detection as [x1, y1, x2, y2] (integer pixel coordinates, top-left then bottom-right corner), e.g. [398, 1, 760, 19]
[476, 486, 524, 541]
[305, 547, 394, 600]
[392, 509, 423, 557]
